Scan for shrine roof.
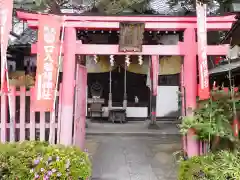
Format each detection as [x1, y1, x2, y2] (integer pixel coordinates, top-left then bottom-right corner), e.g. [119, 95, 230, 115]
[209, 60, 240, 75]
[16, 9, 236, 22]
[221, 16, 240, 45]
[9, 28, 37, 46]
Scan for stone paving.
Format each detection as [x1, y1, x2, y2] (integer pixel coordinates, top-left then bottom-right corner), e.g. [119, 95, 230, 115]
[86, 120, 179, 136]
[85, 134, 181, 180]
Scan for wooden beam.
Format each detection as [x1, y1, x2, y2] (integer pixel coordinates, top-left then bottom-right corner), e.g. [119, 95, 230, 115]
[206, 44, 229, 55]
[31, 42, 229, 56]
[26, 20, 233, 30]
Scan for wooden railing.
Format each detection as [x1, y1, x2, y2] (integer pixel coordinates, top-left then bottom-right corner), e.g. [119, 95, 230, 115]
[0, 86, 61, 143]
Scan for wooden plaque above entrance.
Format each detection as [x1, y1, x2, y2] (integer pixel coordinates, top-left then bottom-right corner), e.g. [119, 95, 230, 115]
[119, 22, 145, 52]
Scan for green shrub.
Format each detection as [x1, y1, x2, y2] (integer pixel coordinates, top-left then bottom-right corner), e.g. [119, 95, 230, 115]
[179, 99, 235, 142]
[0, 141, 91, 179]
[178, 149, 240, 180]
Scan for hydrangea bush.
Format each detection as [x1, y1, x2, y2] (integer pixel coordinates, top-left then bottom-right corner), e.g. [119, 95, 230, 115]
[0, 141, 91, 179]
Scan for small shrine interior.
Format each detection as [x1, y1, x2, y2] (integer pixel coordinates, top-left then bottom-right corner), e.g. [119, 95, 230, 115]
[78, 28, 183, 121]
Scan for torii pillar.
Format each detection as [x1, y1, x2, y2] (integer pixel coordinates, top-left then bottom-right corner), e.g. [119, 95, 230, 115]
[183, 28, 199, 157]
[149, 55, 160, 129]
[59, 27, 76, 145]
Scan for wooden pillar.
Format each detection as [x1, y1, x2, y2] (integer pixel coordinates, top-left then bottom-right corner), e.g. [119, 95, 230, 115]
[73, 64, 87, 149]
[183, 28, 199, 157]
[59, 27, 76, 145]
[149, 55, 159, 129]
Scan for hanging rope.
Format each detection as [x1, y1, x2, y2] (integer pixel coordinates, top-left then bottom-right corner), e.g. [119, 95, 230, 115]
[93, 54, 98, 64]
[49, 16, 66, 144]
[110, 55, 114, 67]
[125, 55, 130, 67]
[138, 55, 143, 65]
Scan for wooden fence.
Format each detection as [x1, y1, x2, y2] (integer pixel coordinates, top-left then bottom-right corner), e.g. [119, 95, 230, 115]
[0, 86, 61, 143]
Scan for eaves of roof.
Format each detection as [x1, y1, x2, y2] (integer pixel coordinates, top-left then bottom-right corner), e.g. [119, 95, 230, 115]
[220, 14, 240, 44]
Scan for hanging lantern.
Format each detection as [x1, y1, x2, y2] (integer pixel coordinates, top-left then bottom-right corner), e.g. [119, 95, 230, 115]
[93, 55, 98, 64]
[125, 55, 130, 67]
[138, 55, 143, 65]
[110, 55, 115, 66]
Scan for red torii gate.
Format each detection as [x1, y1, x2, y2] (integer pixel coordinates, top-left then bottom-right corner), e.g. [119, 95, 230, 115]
[17, 11, 235, 155]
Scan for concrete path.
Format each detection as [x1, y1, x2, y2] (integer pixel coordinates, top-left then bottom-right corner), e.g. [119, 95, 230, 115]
[85, 135, 181, 180]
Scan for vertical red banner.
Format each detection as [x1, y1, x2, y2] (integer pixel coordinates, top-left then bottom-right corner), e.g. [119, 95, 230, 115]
[0, 0, 13, 92]
[196, 3, 210, 100]
[151, 55, 159, 96]
[34, 15, 61, 111]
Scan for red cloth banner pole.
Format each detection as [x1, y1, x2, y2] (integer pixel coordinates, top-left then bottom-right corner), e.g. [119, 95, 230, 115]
[196, 2, 210, 100]
[0, 0, 13, 93]
[34, 14, 61, 111]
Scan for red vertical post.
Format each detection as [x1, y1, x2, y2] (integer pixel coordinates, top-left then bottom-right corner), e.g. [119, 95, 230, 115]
[183, 28, 199, 157]
[73, 65, 87, 149]
[59, 27, 76, 145]
[149, 55, 159, 129]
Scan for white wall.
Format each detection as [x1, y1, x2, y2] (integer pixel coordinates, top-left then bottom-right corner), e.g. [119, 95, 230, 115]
[156, 86, 179, 117]
[101, 107, 148, 118]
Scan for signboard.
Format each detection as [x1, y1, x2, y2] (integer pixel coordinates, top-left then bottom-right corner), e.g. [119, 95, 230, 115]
[0, 0, 13, 92]
[196, 2, 210, 100]
[34, 15, 61, 111]
[119, 22, 144, 52]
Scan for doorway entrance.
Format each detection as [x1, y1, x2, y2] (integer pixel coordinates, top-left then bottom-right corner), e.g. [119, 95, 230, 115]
[87, 55, 151, 121]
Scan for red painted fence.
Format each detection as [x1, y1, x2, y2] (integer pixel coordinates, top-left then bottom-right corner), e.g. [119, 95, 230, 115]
[0, 86, 62, 143]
